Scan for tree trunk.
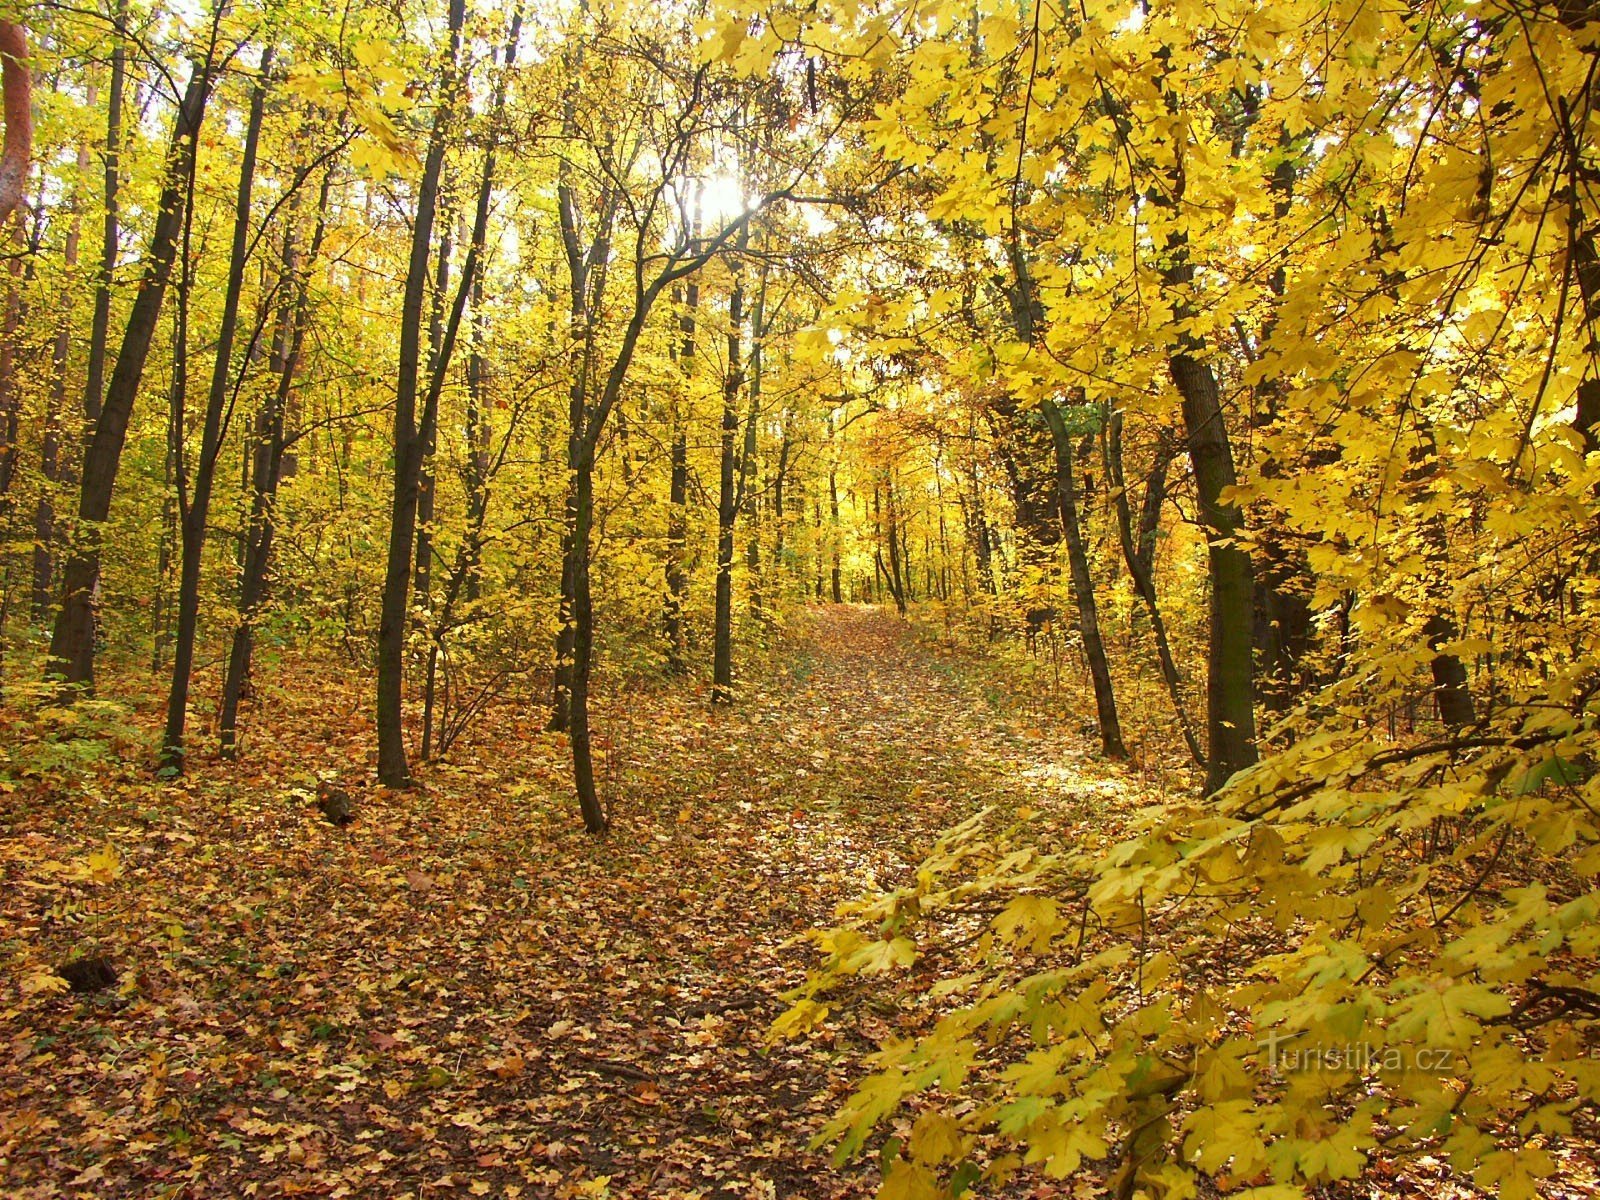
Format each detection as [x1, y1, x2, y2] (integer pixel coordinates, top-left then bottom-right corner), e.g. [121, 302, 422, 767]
[882, 479, 907, 615]
[416, 210, 452, 608]
[1041, 398, 1126, 758]
[419, 19, 516, 758]
[377, 0, 464, 786]
[548, 169, 614, 732]
[153, 235, 189, 677]
[772, 417, 790, 582]
[464, 271, 489, 604]
[740, 264, 766, 621]
[712, 238, 746, 703]
[568, 448, 607, 831]
[1107, 410, 1204, 766]
[34, 116, 93, 619]
[966, 459, 995, 596]
[1426, 613, 1476, 727]
[663, 277, 696, 672]
[47, 60, 213, 692]
[219, 173, 332, 758]
[828, 462, 843, 603]
[0, 220, 21, 517]
[85, 6, 125, 429]
[0, 22, 31, 230]
[1168, 332, 1257, 792]
[160, 54, 271, 774]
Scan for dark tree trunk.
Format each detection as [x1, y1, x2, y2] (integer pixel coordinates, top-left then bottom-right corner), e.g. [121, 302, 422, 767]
[1107, 411, 1204, 765]
[160, 55, 271, 774]
[1042, 398, 1126, 758]
[219, 173, 332, 758]
[84, 7, 125, 429]
[548, 164, 615, 734]
[966, 459, 995, 596]
[712, 239, 746, 703]
[564, 257, 722, 829]
[416, 210, 452, 608]
[464, 272, 489, 603]
[896, 479, 914, 603]
[153, 227, 189, 677]
[1251, 139, 1316, 713]
[772, 417, 790, 579]
[419, 22, 515, 759]
[881, 479, 907, 615]
[47, 59, 213, 692]
[1426, 613, 1477, 727]
[740, 264, 766, 621]
[1133, 430, 1169, 581]
[377, 0, 464, 786]
[0, 218, 21, 515]
[934, 450, 951, 602]
[663, 277, 696, 672]
[568, 447, 606, 830]
[1167, 332, 1257, 792]
[828, 462, 843, 603]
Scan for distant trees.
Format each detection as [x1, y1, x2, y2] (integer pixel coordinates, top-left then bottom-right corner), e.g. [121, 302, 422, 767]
[11, 0, 1554, 840]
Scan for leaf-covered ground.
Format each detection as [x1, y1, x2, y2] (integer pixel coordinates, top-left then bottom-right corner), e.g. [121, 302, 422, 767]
[2, 606, 1122, 1199]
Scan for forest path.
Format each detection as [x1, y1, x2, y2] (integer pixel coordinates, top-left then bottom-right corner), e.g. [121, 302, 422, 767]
[2, 605, 1112, 1200]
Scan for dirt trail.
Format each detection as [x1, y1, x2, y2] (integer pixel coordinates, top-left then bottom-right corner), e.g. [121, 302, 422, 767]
[2, 605, 1105, 1199]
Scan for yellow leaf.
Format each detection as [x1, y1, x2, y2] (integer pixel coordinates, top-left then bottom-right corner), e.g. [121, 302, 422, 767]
[22, 969, 69, 997]
[847, 937, 915, 974]
[769, 998, 830, 1041]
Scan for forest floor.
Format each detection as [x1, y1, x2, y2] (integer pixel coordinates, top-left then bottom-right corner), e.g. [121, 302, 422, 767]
[1, 605, 1139, 1199]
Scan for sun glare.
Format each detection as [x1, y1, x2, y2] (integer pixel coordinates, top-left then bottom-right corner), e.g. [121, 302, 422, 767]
[698, 173, 750, 222]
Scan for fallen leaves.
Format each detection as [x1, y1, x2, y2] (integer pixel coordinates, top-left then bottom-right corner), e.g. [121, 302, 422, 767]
[1, 608, 1106, 1198]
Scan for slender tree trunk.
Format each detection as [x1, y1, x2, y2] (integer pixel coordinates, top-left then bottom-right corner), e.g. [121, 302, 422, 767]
[565, 270, 702, 830]
[828, 462, 842, 603]
[154, 252, 188, 676]
[416, 209, 452, 608]
[934, 450, 951, 603]
[1042, 398, 1127, 758]
[898, 481, 914, 602]
[967, 461, 995, 596]
[882, 479, 907, 615]
[772, 418, 790, 581]
[1106, 410, 1203, 765]
[377, 0, 464, 785]
[712, 232, 747, 702]
[663, 277, 696, 672]
[85, 7, 125, 429]
[464, 272, 489, 604]
[48, 60, 213, 692]
[219, 174, 332, 758]
[0, 220, 21, 520]
[34, 116, 93, 619]
[419, 18, 516, 758]
[160, 55, 271, 774]
[548, 171, 613, 732]
[740, 264, 766, 621]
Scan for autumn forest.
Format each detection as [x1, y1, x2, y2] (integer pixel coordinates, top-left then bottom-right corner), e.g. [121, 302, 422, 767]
[2, 0, 1599, 1196]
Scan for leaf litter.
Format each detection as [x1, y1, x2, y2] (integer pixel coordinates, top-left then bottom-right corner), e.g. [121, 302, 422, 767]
[1, 607, 1122, 1199]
